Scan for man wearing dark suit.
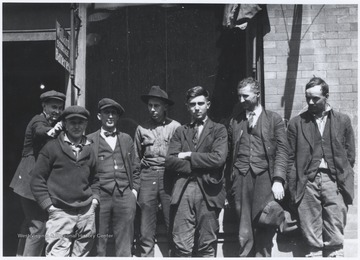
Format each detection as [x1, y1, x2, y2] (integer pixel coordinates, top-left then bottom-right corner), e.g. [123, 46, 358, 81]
[226, 77, 289, 257]
[287, 77, 355, 257]
[87, 98, 140, 256]
[165, 86, 228, 257]
[10, 90, 65, 256]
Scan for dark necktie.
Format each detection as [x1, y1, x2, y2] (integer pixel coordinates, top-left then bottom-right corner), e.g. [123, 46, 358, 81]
[104, 131, 117, 137]
[192, 121, 203, 146]
[248, 112, 256, 128]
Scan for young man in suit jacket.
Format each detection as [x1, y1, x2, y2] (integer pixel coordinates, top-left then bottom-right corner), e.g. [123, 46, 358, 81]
[87, 98, 140, 256]
[287, 77, 355, 257]
[165, 86, 228, 257]
[10, 90, 65, 256]
[226, 77, 289, 257]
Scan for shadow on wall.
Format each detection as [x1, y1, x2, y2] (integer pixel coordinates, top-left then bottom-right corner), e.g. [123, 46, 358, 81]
[281, 5, 303, 121]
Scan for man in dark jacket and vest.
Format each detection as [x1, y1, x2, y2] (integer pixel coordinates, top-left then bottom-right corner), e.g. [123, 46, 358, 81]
[10, 90, 65, 256]
[165, 86, 228, 257]
[287, 77, 355, 257]
[226, 77, 289, 257]
[87, 98, 140, 256]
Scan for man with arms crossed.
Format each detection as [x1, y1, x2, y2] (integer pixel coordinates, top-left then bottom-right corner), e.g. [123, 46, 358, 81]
[165, 86, 228, 257]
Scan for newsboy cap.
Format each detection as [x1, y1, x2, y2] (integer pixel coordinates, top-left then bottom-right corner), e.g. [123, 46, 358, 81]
[141, 86, 174, 106]
[40, 90, 66, 102]
[61, 105, 90, 120]
[98, 98, 125, 115]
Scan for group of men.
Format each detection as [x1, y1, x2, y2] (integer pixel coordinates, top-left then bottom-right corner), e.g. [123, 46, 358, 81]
[10, 76, 355, 257]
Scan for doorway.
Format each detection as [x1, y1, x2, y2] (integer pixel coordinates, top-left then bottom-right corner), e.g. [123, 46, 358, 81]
[2, 40, 66, 256]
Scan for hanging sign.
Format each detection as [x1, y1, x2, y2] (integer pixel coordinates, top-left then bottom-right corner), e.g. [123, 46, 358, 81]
[55, 21, 71, 72]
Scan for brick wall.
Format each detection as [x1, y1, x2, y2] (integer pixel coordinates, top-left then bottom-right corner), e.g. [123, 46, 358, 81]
[264, 4, 358, 135]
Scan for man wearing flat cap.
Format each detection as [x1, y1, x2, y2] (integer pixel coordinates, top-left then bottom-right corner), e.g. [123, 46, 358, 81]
[31, 105, 100, 256]
[134, 86, 180, 257]
[87, 98, 140, 256]
[9, 90, 65, 256]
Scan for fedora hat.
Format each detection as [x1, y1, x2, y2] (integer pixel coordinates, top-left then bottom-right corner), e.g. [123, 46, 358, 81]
[141, 86, 174, 106]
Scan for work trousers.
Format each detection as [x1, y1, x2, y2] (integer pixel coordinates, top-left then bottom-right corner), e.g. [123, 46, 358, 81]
[137, 168, 171, 257]
[298, 170, 347, 256]
[172, 181, 219, 257]
[231, 168, 275, 257]
[16, 197, 47, 256]
[97, 187, 137, 256]
[45, 203, 96, 256]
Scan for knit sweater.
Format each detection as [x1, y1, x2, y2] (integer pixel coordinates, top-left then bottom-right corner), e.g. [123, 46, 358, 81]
[31, 133, 100, 210]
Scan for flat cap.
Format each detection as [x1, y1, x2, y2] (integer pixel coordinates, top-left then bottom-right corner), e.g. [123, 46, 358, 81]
[98, 98, 125, 115]
[61, 105, 90, 120]
[40, 90, 66, 102]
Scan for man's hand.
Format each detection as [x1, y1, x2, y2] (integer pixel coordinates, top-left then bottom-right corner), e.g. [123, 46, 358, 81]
[92, 198, 99, 206]
[132, 189, 138, 199]
[47, 205, 56, 212]
[178, 152, 192, 160]
[47, 121, 63, 137]
[272, 180, 284, 201]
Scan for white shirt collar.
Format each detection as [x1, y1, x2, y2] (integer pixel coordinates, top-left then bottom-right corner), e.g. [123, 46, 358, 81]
[246, 105, 262, 118]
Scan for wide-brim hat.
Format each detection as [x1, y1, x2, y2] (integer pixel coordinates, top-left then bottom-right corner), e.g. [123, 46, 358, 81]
[141, 86, 174, 106]
[40, 90, 66, 102]
[61, 105, 90, 120]
[98, 98, 125, 115]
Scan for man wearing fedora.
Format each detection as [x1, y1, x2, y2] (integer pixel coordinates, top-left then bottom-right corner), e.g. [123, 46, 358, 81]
[165, 86, 228, 257]
[31, 105, 100, 256]
[10, 90, 65, 256]
[87, 98, 140, 256]
[226, 77, 289, 257]
[134, 86, 180, 257]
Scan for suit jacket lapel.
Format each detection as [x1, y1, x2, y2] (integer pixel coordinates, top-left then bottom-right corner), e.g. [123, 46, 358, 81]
[260, 110, 269, 140]
[183, 124, 196, 151]
[301, 112, 314, 150]
[196, 119, 213, 150]
[234, 112, 246, 145]
[117, 133, 131, 179]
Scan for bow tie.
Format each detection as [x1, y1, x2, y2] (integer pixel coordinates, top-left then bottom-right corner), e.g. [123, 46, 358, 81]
[104, 131, 117, 137]
[191, 120, 204, 127]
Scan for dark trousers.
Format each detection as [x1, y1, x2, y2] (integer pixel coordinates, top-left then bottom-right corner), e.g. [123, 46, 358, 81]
[137, 168, 171, 257]
[17, 197, 47, 256]
[97, 187, 137, 256]
[232, 168, 275, 257]
[172, 181, 219, 257]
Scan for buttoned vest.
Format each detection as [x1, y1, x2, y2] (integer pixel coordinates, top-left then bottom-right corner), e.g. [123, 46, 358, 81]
[97, 137, 129, 193]
[306, 116, 336, 180]
[234, 117, 268, 175]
